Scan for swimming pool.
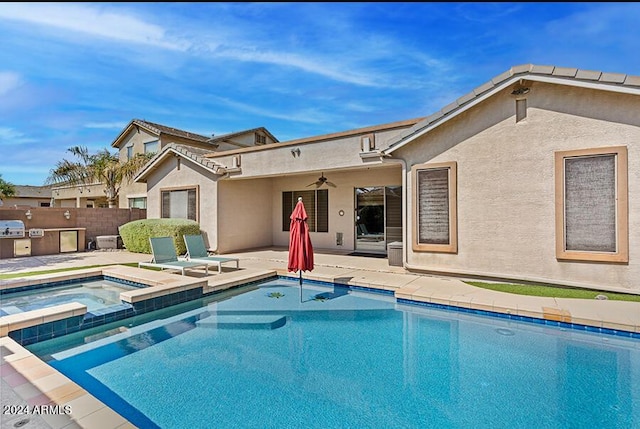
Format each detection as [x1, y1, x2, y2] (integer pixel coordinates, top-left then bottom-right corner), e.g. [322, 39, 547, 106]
[0, 279, 138, 315]
[29, 278, 640, 429]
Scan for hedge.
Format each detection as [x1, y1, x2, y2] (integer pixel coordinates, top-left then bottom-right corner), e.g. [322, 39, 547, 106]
[118, 218, 201, 255]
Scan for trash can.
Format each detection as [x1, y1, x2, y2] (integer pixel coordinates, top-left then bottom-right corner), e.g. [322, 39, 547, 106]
[387, 241, 403, 267]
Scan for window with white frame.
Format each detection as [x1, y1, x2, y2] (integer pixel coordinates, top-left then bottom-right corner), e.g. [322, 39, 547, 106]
[555, 146, 628, 262]
[412, 161, 457, 253]
[161, 187, 198, 221]
[282, 189, 328, 233]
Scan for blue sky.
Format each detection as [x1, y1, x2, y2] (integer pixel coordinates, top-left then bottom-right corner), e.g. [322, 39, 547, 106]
[1, 2, 639, 186]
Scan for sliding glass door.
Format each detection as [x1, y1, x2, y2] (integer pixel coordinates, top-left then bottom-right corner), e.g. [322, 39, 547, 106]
[355, 186, 402, 253]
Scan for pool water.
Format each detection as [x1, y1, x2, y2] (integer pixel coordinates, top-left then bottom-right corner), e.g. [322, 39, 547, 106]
[0, 280, 138, 314]
[31, 279, 640, 429]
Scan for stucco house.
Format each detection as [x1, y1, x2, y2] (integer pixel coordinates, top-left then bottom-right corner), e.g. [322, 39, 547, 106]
[52, 119, 278, 209]
[0, 185, 53, 208]
[134, 64, 640, 294]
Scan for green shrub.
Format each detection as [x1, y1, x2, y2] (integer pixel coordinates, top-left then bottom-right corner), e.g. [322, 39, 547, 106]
[118, 218, 201, 255]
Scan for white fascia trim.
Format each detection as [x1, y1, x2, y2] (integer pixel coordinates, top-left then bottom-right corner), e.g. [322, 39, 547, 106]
[384, 75, 640, 155]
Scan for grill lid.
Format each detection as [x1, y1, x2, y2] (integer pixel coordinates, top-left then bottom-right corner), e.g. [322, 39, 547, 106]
[0, 220, 26, 238]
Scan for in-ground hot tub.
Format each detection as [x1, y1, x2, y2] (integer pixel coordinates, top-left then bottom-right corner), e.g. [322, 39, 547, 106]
[0, 278, 138, 315]
[0, 266, 208, 345]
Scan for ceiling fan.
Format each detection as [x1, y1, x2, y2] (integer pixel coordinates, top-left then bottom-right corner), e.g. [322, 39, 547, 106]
[307, 172, 336, 188]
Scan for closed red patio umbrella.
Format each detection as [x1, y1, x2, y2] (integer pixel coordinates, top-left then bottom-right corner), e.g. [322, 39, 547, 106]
[288, 197, 314, 301]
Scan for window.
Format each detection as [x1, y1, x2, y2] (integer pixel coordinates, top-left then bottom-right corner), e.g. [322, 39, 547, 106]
[128, 197, 147, 209]
[161, 187, 198, 221]
[411, 162, 457, 253]
[126, 145, 133, 160]
[555, 146, 628, 262]
[282, 189, 328, 233]
[144, 140, 159, 155]
[255, 134, 267, 145]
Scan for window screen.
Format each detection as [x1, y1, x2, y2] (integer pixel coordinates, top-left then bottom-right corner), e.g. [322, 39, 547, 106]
[161, 188, 197, 221]
[564, 155, 616, 252]
[417, 168, 450, 245]
[144, 140, 159, 154]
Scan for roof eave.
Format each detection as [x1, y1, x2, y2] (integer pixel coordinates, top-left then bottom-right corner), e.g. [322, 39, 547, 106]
[383, 73, 640, 155]
[134, 146, 225, 183]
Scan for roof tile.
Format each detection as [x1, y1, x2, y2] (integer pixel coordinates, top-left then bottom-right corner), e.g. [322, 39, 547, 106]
[575, 69, 602, 81]
[552, 67, 578, 77]
[441, 101, 459, 116]
[623, 75, 640, 86]
[530, 65, 555, 74]
[511, 64, 534, 74]
[134, 119, 211, 143]
[600, 72, 626, 84]
[473, 81, 494, 95]
[456, 91, 476, 105]
[491, 70, 512, 85]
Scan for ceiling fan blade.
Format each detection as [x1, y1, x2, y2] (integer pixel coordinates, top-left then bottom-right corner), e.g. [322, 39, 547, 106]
[326, 181, 337, 188]
[315, 181, 322, 188]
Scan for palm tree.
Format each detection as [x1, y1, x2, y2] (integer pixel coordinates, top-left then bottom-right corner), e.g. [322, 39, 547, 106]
[46, 146, 153, 208]
[0, 174, 16, 203]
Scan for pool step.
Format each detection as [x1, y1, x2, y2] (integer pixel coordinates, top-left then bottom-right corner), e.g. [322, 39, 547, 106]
[196, 314, 287, 330]
[0, 306, 24, 316]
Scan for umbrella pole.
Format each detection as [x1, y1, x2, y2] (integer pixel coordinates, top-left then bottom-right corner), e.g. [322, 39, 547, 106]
[299, 270, 303, 302]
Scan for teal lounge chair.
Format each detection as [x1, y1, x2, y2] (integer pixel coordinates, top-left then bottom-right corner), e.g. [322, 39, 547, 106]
[139, 237, 209, 275]
[183, 234, 240, 274]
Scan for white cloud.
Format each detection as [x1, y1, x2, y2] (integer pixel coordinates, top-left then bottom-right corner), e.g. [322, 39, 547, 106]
[84, 121, 127, 130]
[214, 47, 381, 87]
[0, 72, 22, 96]
[0, 127, 36, 145]
[0, 3, 442, 89]
[0, 2, 189, 51]
[212, 95, 330, 124]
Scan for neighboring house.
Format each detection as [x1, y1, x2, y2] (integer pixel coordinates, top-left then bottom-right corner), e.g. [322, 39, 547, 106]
[51, 182, 110, 208]
[1, 185, 53, 208]
[52, 119, 278, 209]
[134, 64, 640, 293]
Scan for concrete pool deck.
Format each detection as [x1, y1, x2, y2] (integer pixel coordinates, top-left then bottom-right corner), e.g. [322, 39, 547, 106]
[1, 248, 639, 428]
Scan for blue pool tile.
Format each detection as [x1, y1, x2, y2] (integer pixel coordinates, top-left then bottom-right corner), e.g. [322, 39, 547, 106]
[53, 319, 67, 333]
[21, 336, 37, 346]
[37, 322, 53, 337]
[8, 330, 21, 343]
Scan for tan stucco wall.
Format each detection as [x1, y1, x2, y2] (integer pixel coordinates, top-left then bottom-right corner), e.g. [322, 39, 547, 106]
[216, 179, 273, 253]
[395, 82, 640, 292]
[211, 127, 407, 179]
[144, 156, 220, 250]
[116, 129, 159, 208]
